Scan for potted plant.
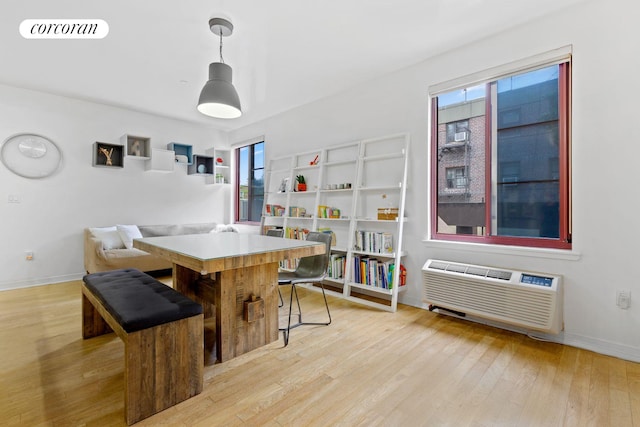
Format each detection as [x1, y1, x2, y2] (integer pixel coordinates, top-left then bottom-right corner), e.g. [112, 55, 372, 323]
[296, 175, 307, 192]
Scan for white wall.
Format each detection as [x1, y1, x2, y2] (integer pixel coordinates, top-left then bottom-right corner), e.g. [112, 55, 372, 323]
[0, 84, 230, 289]
[230, 0, 640, 361]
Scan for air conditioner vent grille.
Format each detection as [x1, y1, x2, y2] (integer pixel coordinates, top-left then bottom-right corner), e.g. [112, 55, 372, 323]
[424, 260, 512, 281]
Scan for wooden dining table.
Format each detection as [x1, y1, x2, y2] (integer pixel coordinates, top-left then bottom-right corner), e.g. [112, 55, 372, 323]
[133, 232, 325, 362]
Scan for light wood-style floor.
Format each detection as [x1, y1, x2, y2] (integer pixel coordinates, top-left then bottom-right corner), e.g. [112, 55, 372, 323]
[1, 280, 639, 426]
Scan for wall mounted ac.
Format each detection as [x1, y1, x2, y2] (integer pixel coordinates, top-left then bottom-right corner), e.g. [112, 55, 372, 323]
[422, 259, 563, 334]
[454, 131, 467, 142]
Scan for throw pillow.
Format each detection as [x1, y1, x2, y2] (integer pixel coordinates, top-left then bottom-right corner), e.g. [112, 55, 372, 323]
[116, 224, 143, 249]
[90, 226, 125, 250]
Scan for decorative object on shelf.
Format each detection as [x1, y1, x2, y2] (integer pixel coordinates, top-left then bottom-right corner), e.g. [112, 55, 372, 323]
[197, 17, 242, 119]
[377, 208, 399, 220]
[309, 154, 319, 165]
[1, 133, 63, 179]
[216, 157, 224, 165]
[215, 173, 225, 184]
[296, 175, 307, 191]
[130, 140, 142, 157]
[175, 155, 189, 163]
[278, 177, 289, 193]
[93, 142, 124, 168]
[197, 164, 206, 174]
[99, 147, 114, 165]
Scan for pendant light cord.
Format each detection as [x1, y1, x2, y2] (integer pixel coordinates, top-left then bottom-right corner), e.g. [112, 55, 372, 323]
[219, 31, 225, 64]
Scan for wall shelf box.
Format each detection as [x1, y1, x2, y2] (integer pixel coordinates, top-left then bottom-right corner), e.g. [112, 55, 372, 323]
[145, 148, 175, 172]
[121, 134, 151, 159]
[188, 154, 213, 175]
[205, 148, 231, 184]
[93, 142, 124, 168]
[167, 142, 193, 165]
[261, 133, 409, 312]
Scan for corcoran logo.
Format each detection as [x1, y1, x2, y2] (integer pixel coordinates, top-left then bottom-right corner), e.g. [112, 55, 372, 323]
[19, 19, 109, 39]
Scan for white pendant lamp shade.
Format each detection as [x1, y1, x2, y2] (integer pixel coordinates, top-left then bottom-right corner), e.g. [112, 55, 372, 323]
[197, 62, 242, 119]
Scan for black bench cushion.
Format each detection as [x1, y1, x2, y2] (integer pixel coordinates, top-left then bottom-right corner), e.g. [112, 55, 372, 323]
[83, 268, 203, 333]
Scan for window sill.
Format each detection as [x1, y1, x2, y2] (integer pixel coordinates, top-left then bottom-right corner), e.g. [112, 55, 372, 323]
[421, 238, 581, 261]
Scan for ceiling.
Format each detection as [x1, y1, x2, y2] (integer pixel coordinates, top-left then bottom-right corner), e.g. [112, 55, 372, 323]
[0, 0, 585, 131]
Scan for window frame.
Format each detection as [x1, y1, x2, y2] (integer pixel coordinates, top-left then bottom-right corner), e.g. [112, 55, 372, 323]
[430, 59, 571, 250]
[235, 140, 264, 224]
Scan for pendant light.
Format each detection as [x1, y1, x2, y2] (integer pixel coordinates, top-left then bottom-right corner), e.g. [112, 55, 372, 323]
[197, 18, 242, 119]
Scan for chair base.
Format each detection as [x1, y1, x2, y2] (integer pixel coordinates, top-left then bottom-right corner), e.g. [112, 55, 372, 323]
[279, 282, 331, 346]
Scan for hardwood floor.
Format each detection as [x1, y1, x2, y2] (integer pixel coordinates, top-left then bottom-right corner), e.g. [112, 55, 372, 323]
[1, 280, 639, 426]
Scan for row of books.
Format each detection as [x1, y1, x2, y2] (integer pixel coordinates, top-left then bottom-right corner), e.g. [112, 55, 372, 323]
[317, 205, 341, 219]
[280, 226, 306, 270]
[264, 204, 285, 217]
[354, 230, 393, 254]
[328, 253, 346, 279]
[352, 255, 396, 289]
[289, 206, 307, 217]
[285, 227, 309, 240]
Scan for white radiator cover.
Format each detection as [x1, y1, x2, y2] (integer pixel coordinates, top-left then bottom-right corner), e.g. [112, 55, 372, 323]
[422, 259, 563, 334]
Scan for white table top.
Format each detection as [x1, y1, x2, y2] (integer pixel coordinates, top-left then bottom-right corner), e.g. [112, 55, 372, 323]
[134, 232, 323, 261]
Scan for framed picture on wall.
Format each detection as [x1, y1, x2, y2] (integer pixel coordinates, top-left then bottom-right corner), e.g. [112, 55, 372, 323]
[93, 142, 124, 168]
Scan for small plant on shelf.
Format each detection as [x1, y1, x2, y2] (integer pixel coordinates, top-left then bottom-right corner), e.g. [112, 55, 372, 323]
[296, 175, 307, 191]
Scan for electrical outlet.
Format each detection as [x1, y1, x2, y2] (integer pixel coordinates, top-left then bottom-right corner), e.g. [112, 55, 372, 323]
[25, 251, 34, 261]
[616, 290, 631, 309]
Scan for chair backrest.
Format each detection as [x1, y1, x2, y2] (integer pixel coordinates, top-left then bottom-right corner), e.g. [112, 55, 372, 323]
[295, 232, 332, 278]
[265, 228, 284, 238]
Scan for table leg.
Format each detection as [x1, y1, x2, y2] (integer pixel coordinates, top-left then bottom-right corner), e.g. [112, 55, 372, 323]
[214, 262, 279, 362]
[173, 264, 215, 318]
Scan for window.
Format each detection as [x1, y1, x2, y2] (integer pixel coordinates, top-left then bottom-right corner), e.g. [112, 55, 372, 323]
[446, 167, 467, 189]
[431, 60, 571, 249]
[446, 120, 469, 144]
[236, 141, 264, 223]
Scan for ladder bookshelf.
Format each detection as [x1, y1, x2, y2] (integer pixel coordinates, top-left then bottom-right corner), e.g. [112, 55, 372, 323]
[261, 133, 409, 312]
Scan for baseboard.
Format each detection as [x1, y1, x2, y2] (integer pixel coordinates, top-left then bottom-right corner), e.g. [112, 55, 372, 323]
[0, 273, 84, 291]
[401, 298, 640, 363]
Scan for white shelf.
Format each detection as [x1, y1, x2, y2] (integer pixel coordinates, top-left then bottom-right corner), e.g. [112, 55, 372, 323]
[293, 165, 321, 171]
[351, 250, 404, 258]
[289, 191, 317, 196]
[358, 184, 402, 191]
[347, 281, 393, 295]
[354, 217, 406, 223]
[145, 148, 174, 172]
[261, 133, 409, 312]
[362, 151, 404, 161]
[319, 188, 353, 193]
[324, 159, 357, 167]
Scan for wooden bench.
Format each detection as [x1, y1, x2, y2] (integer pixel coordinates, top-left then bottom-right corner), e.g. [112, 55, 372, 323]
[82, 268, 204, 425]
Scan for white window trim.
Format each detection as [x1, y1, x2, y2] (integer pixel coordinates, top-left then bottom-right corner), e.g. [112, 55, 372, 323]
[429, 45, 572, 96]
[422, 238, 581, 261]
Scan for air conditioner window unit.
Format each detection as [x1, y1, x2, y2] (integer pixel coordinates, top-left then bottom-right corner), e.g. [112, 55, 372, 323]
[454, 132, 467, 142]
[422, 259, 563, 334]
